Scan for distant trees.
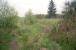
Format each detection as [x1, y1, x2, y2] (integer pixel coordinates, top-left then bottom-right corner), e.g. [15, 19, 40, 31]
[34, 14, 47, 19]
[48, 0, 56, 18]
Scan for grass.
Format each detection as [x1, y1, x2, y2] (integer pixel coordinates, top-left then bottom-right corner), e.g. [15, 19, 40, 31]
[16, 18, 62, 50]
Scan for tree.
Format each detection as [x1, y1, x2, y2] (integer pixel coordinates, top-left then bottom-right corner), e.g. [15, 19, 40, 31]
[0, 0, 18, 50]
[24, 9, 37, 24]
[0, 0, 17, 17]
[70, 0, 76, 16]
[63, 0, 76, 19]
[48, 0, 56, 18]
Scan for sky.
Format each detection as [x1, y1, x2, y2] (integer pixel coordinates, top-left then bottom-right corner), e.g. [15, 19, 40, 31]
[7, 0, 66, 16]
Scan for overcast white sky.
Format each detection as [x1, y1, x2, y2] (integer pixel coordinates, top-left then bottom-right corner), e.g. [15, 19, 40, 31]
[7, 0, 66, 16]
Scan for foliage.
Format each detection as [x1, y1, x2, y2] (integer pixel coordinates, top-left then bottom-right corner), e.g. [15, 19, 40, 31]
[0, 0, 18, 50]
[49, 0, 76, 50]
[24, 10, 37, 25]
[1, 0, 76, 50]
[16, 18, 60, 50]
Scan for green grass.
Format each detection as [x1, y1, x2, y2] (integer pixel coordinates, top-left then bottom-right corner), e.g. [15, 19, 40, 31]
[16, 18, 61, 50]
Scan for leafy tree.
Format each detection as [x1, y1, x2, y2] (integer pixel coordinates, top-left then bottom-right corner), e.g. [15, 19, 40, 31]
[63, 0, 76, 19]
[0, 0, 18, 50]
[24, 9, 37, 25]
[48, 0, 56, 18]
[70, 0, 76, 16]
